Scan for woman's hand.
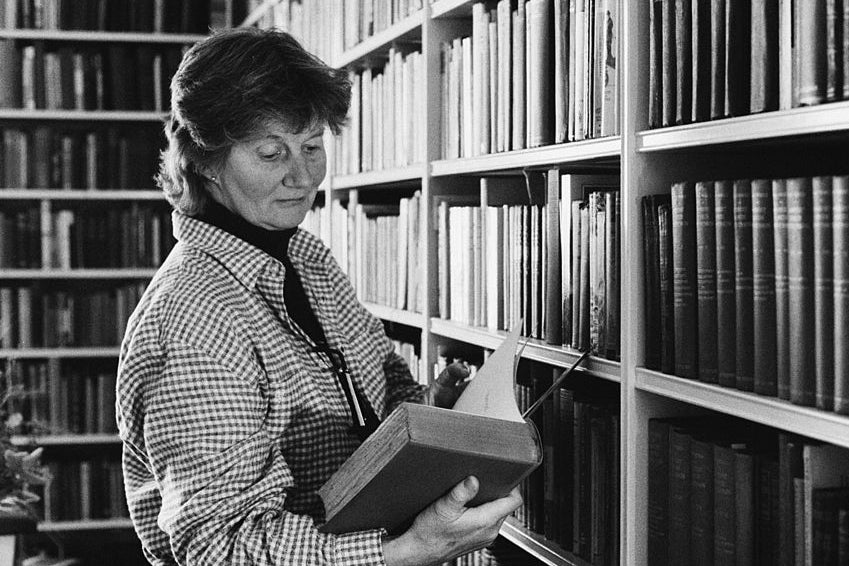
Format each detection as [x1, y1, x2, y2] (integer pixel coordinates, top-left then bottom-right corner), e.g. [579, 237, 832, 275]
[382, 476, 522, 566]
[431, 362, 471, 409]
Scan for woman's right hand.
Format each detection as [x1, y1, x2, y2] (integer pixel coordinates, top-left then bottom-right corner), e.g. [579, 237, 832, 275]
[382, 476, 522, 566]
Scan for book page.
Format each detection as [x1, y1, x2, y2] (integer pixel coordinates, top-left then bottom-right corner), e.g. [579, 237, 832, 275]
[451, 322, 524, 422]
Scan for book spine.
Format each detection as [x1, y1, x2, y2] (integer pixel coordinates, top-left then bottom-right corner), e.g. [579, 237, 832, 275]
[643, 195, 663, 370]
[787, 177, 815, 406]
[813, 176, 834, 411]
[649, 0, 664, 127]
[545, 170, 562, 344]
[668, 427, 692, 563]
[750, 0, 779, 113]
[672, 182, 698, 379]
[649, 420, 671, 566]
[689, 438, 714, 566]
[695, 182, 718, 383]
[825, 0, 840, 101]
[662, 0, 677, 126]
[797, 0, 827, 105]
[710, 0, 727, 118]
[714, 180, 736, 387]
[658, 201, 676, 375]
[752, 178, 777, 396]
[835, 176, 849, 414]
[772, 179, 791, 400]
[691, 0, 711, 122]
[734, 450, 755, 566]
[733, 179, 754, 391]
[674, 0, 692, 124]
[725, 0, 751, 116]
[713, 444, 737, 566]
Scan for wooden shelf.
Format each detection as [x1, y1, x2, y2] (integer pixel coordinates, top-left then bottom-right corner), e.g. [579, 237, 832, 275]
[0, 29, 206, 43]
[330, 165, 425, 190]
[0, 347, 120, 358]
[11, 434, 120, 446]
[429, 318, 620, 381]
[431, 137, 621, 177]
[636, 368, 849, 449]
[636, 101, 849, 151]
[500, 517, 593, 566]
[0, 189, 163, 200]
[0, 269, 157, 279]
[38, 518, 133, 532]
[0, 109, 166, 121]
[334, 10, 425, 68]
[362, 302, 425, 328]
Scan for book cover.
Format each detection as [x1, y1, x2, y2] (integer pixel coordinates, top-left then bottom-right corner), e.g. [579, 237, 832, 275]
[734, 448, 755, 566]
[643, 195, 662, 371]
[835, 176, 849, 414]
[695, 181, 718, 383]
[733, 179, 754, 391]
[752, 178, 777, 396]
[658, 201, 676, 375]
[690, 0, 710, 122]
[649, 0, 664, 127]
[772, 179, 791, 400]
[689, 436, 715, 566]
[528, 0, 553, 148]
[319, 324, 542, 534]
[812, 176, 834, 411]
[545, 169, 562, 344]
[750, 0, 779, 113]
[710, 0, 727, 118]
[796, 0, 827, 105]
[787, 177, 815, 406]
[715, 180, 737, 387]
[662, 0, 677, 126]
[668, 424, 692, 562]
[672, 182, 698, 379]
[713, 442, 737, 565]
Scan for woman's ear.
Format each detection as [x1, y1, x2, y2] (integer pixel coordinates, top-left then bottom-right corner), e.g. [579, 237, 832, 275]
[197, 167, 220, 186]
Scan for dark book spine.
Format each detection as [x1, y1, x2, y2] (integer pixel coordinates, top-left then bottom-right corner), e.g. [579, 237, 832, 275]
[714, 180, 736, 387]
[650, 0, 665, 127]
[734, 450, 755, 566]
[778, 433, 803, 566]
[835, 176, 849, 414]
[672, 182, 698, 379]
[545, 170, 562, 344]
[557, 387, 575, 549]
[725, 0, 751, 116]
[787, 177, 815, 406]
[691, 0, 711, 122]
[649, 419, 671, 566]
[750, 0, 779, 112]
[713, 444, 736, 566]
[710, 0, 727, 118]
[772, 179, 791, 400]
[604, 191, 620, 360]
[826, 0, 841, 101]
[573, 400, 591, 557]
[668, 427, 692, 566]
[690, 438, 714, 566]
[839, 508, 849, 565]
[659, 202, 676, 374]
[662, 0, 677, 126]
[675, 0, 693, 123]
[754, 455, 780, 564]
[643, 195, 662, 370]
[734, 180, 754, 391]
[752, 178, 777, 396]
[695, 182, 718, 383]
[813, 176, 835, 411]
[812, 488, 842, 565]
[543, 372, 558, 540]
[797, 0, 828, 105]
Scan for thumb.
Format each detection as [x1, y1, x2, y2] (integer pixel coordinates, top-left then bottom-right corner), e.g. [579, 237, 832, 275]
[434, 476, 479, 520]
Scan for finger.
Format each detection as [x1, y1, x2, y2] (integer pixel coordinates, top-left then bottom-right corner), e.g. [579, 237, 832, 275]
[467, 487, 523, 520]
[433, 476, 479, 520]
[445, 362, 470, 383]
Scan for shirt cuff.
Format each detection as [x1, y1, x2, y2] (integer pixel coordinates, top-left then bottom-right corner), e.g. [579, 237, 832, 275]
[332, 529, 387, 566]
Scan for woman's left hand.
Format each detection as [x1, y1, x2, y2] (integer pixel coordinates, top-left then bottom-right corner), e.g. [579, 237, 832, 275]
[431, 362, 470, 409]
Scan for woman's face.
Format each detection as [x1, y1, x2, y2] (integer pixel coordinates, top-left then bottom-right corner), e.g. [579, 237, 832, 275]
[208, 120, 327, 230]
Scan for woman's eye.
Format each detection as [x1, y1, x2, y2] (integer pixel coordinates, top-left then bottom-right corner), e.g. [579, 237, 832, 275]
[303, 145, 321, 155]
[257, 145, 283, 159]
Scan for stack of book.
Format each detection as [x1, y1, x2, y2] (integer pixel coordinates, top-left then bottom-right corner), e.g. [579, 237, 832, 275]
[2, 358, 118, 435]
[1, 125, 162, 190]
[648, 0, 849, 128]
[1, 0, 241, 32]
[649, 416, 849, 566]
[0, 282, 147, 348]
[336, 47, 426, 176]
[42, 455, 128, 522]
[0, 203, 174, 269]
[440, 0, 619, 160]
[642, 176, 849, 413]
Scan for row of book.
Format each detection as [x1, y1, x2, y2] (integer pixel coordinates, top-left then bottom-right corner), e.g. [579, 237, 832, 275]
[648, 0, 849, 128]
[1, 0, 243, 32]
[642, 176, 849, 414]
[341, 193, 424, 314]
[649, 416, 849, 566]
[436, 173, 620, 360]
[2, 358, 118, 435]
[1, 126, 162, 190]
[441, 0, 619, 161]
[335, 48, 426, 175]
[340, 0, 424, 50]
[0, 41, 186, 112]
[0, 204, 174, 269]
[0, 283, 146, 348]
[41, 457, 128, 522]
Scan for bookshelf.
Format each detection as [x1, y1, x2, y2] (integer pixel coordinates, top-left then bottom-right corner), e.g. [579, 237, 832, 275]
[246, 0, 849, 565]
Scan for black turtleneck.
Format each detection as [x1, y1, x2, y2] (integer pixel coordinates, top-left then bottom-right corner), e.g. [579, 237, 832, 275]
[197, 199, 326, 345]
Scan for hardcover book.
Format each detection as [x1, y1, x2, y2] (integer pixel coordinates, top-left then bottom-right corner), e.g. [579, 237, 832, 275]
[319, 324, 542, 534]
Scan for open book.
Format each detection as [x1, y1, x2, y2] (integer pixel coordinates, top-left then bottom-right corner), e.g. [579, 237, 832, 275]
[318, 324, 542, 534]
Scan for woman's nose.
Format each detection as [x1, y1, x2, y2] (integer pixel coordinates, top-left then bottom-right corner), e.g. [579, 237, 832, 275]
[282, 156, 312, 188]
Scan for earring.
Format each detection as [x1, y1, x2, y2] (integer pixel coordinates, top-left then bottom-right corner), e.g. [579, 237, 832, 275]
[209, 175, 217, 182]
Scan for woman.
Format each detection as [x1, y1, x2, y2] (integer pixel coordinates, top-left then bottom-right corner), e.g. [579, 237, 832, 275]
[116, 27, 520, 566]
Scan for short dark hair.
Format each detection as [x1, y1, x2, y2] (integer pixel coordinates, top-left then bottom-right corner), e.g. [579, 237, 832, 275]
[157, 27, 352, 215]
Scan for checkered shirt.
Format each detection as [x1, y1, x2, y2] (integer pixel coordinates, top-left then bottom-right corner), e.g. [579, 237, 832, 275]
[116, 211, 426, 565]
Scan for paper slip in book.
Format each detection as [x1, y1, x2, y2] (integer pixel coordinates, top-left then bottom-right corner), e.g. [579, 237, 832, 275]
[318, 323, 542, 534]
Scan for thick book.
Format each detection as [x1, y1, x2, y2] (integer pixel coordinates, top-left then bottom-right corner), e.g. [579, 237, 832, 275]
[796, 0, 827, 105]
[812, 176, 834, 411]
[749, 0, 779, 113]
[672, 182, 698, 379]
[733, 179, 754, 392]
[695, 181, 718, 383]
[674, 0, 692, 124]
[319, 324, 542, 534]
[710, 0, 727, 118]
[689, 436, 715, 566]
[527, 0, 553, 148]
[658, 201, 676, 375]
[690, 0, 710, 122]
[713, 442, 737, 565]
[752, 179, 777, 396]
[649, 0, 664, 127]
[544, 169, 562, 344]
[662, 0, 677, 126]
[772, 179, 791, 400]
[835, 176, 849, 414]
[787, 178, 815, 406]
[715, 180, 736, 387]
[643, 195, 663, 371]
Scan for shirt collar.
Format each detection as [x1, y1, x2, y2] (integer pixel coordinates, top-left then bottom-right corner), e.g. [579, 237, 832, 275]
[171, 210, 329, 290]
